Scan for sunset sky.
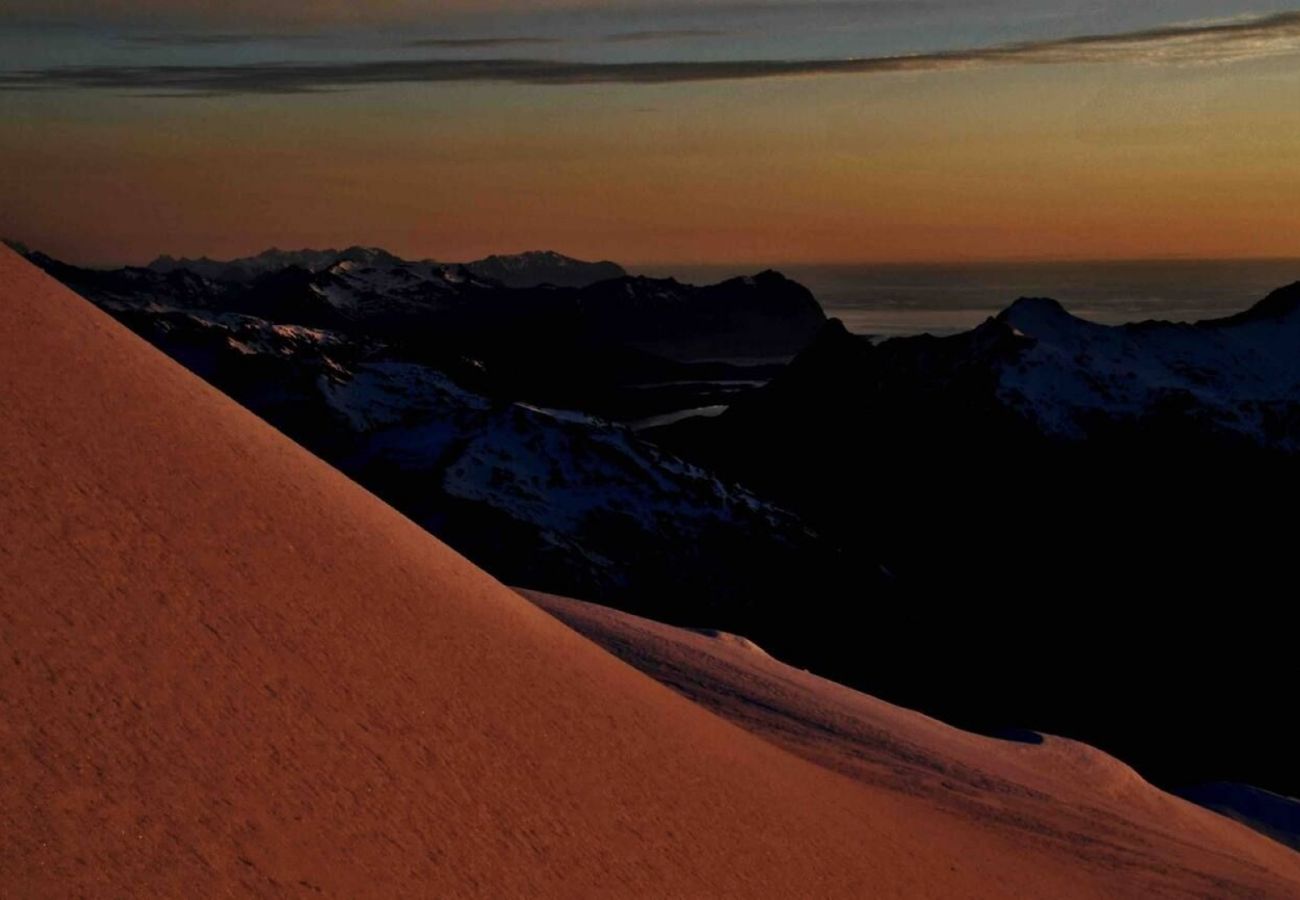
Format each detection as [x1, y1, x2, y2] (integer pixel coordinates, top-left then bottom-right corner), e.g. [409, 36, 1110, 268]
[4, 1, 1300, 266]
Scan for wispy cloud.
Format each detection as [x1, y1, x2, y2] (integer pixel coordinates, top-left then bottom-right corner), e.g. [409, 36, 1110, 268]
[964, 10, 1300, 66]
[123, 32, 321, 46]
[5, 11, 1300, 96]
[405, 36, 561, 49]
[404, 29, 725, 49]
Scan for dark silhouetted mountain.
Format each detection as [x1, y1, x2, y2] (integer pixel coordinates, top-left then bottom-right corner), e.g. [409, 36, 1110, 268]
[703, 290, 1300, 463]
[43, 249, 817, 417]
[1205, 280, 1300, 326]
[1175, 784, 1300, 851]
[556, 270, 825, 361]
[148, 245, 407, 281]
[464, 250, 626, 288]
[146, 246, 628, 290]
[32, 242, 1300, 801]
[651, 286, 1300, 799]
[24, 247, 864, 628]
[665, 285, 1300, 527]
[131, 247, 821, 360]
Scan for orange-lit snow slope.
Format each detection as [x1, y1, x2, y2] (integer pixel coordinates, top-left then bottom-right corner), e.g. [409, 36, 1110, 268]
[2, 245, 1297, 897]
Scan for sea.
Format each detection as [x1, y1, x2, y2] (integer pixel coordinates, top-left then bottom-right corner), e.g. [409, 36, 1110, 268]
[636, 259, 1300, 338]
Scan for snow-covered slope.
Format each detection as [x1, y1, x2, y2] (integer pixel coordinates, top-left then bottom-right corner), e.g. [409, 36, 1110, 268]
[524, 590, 1300, 898]
[35, 270, 839, 616]
[315, 354, 817, 601]
[992, 289, 1300, 447]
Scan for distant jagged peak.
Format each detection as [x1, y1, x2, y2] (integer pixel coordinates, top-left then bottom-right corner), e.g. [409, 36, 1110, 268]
[991, 281, 1300, 335]
[478, 249, 572, 265]
[146, 252, 203, 271]
[242, 245, 405, 272]
[135, 246, 630, 289]
[250, 245, 395, 262]
[1208, 280, 1300, 327]
[472, 249, 615, 267]
[463, 250, 627, 288]
[146, 246, 410, 279]
[709, 269, 801, 290]
[988, 296, 1102, 344]
[997, 296, 1074, 326]
[326, 245, 407, 267]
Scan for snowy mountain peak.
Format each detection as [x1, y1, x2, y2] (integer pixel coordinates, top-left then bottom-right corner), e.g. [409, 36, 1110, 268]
[996, 297, 1076, 334]
[464, 251, 627, 288]
[139, 246, 630, 289]
[483, 250, 565, 265]
[145, 246, 408, 281]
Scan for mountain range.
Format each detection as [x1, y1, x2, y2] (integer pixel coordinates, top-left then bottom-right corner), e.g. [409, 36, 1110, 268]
[653, 280, 1300, 800]
[8, 242, 1298, 896]
[147, 245, 627, 289]
[20, 242, 1300, 807]
[21, 245, 849, 626]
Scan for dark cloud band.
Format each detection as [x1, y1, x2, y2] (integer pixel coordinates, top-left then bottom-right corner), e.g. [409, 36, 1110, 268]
[404, 29, 724, 49]
[4, 11, 1300, 96]
[405, 36, 562, 49]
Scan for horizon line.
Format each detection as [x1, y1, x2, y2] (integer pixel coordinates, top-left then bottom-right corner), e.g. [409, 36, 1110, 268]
[14, 240, 1300, 273]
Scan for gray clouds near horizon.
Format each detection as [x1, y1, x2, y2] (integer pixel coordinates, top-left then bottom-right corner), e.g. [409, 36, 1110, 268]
[403, 29, 725, 49]
[5, 11, 1300, 95]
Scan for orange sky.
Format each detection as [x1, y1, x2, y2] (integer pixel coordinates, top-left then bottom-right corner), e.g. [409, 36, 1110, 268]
[4, 15, 1300, 265]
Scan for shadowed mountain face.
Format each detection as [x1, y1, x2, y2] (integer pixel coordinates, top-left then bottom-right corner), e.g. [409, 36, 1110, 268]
[8, 244, 1300, 899]
[0, 245, 1002, 899]
[39, 249, 820, 411]
[1174, 784, 1300, 852]
[652, 284, 1300, 798]
[25, 243, 1300, 801]
[23, 247, 853, 627]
